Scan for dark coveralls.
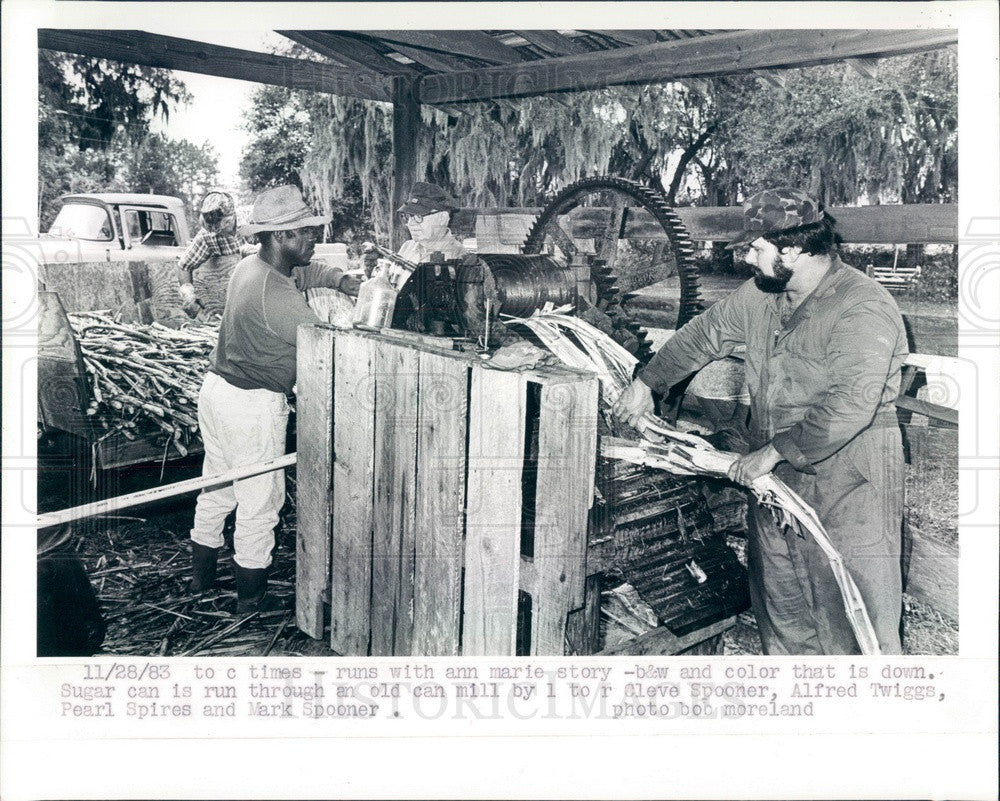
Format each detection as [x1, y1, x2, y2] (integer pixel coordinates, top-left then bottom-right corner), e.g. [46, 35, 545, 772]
[639, 258, 908, 654]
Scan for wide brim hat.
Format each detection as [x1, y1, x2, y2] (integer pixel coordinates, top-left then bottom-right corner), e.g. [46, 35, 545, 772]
[725, 187, 826, 250]
[238, 185, 331, 237]
[397, 182, 457, 216]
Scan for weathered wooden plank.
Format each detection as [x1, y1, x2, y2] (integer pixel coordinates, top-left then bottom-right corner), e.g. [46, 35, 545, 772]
[39, 29, 393, 102]
[294, 326, 336, 639]
[530, 377, 599, 655]
[455, 204, 957, 245]
[128, 262, 155, 324]
[387, 41, 472, 73]
[903, 526, 958, 621]
[370, 341, 420, 656]
[565, 573, 603, 656]
[279, 30, 419, 75]
[588, 30, 660, 46]
[895, 395, 958, 427]
[412, 351, 469, 656]
[392, 77, 421, 251]
[38, 260, 139, 319]
[364, 30, 527, 65]
[512, 30, 587, 56]
[419, 29, 957, 103]
[462, 368, 525, 656]
[600, 615, 737, 655]
[330, 334, 376, 655]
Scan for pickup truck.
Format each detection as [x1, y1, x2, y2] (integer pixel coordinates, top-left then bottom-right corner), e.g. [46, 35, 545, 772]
[36, 194, 199, 469]
[39, 192, 190, 263]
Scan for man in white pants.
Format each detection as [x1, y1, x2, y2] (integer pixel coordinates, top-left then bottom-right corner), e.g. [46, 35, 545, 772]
[189, 185, 360, 614]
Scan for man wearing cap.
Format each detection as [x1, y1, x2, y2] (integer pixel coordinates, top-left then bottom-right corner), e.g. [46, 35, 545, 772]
[613, 187, 908, 655]
[396, 181, 466, 264]
[363, 182, 466, 279]
[175, 190, 245, 317]
[188, 185, 361, 614]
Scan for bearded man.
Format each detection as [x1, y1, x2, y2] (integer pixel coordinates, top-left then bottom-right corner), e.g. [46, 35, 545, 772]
[613, 188, 909, 655]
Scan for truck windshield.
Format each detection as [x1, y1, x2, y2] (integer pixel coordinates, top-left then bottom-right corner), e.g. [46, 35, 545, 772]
[48, 204, 114, 241]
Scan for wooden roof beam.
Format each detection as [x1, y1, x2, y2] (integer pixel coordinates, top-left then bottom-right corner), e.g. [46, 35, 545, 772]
[512, 30, 588, 56]
[384, 41, 474, 73]
[39, 29, 393, 102]
[418, 28, 957, 104]
[279, 30, 419, 76]
[361, 30, 528, 65]
[587, 30, 660, 46]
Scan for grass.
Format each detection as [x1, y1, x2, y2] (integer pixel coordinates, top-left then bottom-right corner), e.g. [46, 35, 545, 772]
[904, 448, 959, 547]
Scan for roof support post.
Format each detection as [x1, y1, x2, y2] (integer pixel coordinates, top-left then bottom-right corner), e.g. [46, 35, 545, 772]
[391, 76, 421, 250]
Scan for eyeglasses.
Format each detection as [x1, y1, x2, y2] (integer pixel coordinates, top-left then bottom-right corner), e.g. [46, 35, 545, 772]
[400, 213, 424, 224]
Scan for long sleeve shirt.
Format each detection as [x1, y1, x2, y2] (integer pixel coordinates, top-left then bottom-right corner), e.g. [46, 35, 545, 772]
[638, 257, 908, 471]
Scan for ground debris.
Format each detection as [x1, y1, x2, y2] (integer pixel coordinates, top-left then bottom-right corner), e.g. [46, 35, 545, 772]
[74, 469, 330, 657]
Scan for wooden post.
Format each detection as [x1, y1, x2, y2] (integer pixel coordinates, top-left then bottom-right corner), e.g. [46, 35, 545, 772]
[128, 261, 155, 324]
[391, 76, 420, 251]
[565, 573, 603, 655]
[295, 326, 336, 639]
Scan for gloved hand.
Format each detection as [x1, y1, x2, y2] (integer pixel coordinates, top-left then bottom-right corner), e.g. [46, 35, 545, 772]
[178, 283, 198, 306]
[337, 274, 363, 297]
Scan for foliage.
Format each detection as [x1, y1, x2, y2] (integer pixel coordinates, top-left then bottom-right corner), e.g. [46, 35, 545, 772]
[900, 247, 959, 303]
[38, 50, 217, 230]
[39, 51, 191, 149]
[718, 51, 957, 205]
[237, 50, 956, 243]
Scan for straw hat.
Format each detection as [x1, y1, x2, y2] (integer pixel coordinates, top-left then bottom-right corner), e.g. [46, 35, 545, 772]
[238, 185, 331, 237]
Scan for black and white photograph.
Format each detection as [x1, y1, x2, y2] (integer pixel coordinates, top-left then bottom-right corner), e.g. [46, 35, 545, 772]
[30, 22, 964, 658]
[3, 2, 998, 799]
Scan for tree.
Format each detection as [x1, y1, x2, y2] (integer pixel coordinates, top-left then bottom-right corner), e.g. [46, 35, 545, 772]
[237, 50, 956, 243]
[38, 50, 217, 230]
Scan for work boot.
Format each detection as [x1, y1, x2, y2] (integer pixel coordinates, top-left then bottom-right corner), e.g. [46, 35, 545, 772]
[189, 543, 219, 593]
[233, 564, 283, 615]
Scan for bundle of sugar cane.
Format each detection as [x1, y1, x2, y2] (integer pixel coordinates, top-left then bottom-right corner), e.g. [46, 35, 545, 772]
[603, 413, 882, 656]
[69, 312, 219, 459]
[503, 304, 638, 407]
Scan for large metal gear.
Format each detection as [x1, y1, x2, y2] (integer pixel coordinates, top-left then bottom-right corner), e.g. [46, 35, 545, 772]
[521, 175, 704, 364]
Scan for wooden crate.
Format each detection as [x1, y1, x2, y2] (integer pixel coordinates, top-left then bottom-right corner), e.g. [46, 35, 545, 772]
[295, 325, 599, 656]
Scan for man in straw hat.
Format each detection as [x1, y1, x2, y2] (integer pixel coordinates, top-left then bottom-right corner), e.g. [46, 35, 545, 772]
[613, 187, 908, 655]
[188, 184, 360, 614]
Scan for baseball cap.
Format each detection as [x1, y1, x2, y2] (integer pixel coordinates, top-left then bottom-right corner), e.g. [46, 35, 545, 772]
[397, 182, 457, 216]
[725, 187, 826, 250]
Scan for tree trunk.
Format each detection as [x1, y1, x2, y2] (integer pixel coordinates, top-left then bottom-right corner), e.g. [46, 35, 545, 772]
[665, 122, 719, 205]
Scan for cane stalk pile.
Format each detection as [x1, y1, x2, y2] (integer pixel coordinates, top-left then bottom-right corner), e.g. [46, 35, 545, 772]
[505, 305, 881, 656]
[69, 312, 218, 460]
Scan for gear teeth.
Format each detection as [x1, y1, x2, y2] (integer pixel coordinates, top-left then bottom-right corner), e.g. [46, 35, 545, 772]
[522, 175, 705, 359]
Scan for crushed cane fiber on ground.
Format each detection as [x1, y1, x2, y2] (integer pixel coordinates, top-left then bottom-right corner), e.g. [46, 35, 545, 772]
[56, 470, 956, 658]
[65, 469, 337, 657]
